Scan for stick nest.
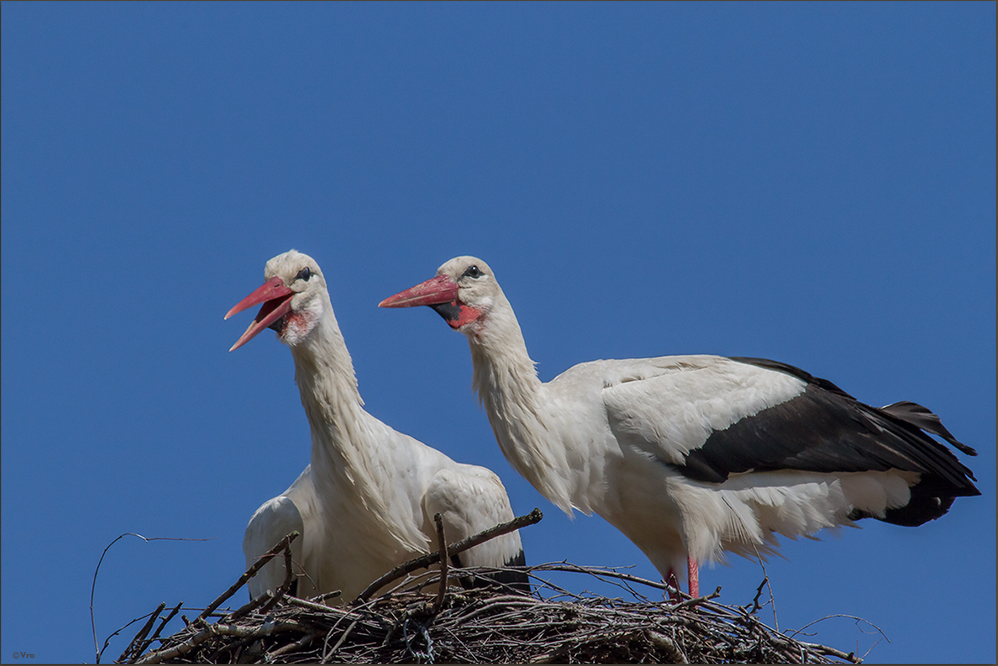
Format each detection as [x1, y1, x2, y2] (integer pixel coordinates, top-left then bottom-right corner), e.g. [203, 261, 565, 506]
[121, 567, 863, 664]
[115, 511, 863, 664]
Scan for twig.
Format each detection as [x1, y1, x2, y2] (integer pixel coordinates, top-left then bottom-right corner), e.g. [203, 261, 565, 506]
[98, 611, 164, 664]
[118, 602, 165, 663]
[531, 627, 688, 664]
[285, 594, 345, 614]
[268, 631, 319, 659]
[197, 530, 299, 621]
[311, 589, 343, 603]
[258, 543, 297, 614]
[136, 620, 306, 664]
[357, 508, 543, 601]
[750, 576, 769, 614]
[527, 562, 674, 597]
[138, 601, 183, 658]
[223, 591, 273, 623]
[433, 513, 449, 613]
[134, 621, 214, 665]
[646, 629, 688, 663]
[753, 547, 779, 631]
[671, 586, 722, 611]
[794, 640, 860, 663]
[320, 599, 379, 660]
[329, 619, 360, 654]
[787, 613, 889, 644]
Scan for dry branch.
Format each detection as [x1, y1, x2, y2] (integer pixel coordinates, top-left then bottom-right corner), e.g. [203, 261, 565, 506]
[198, 530, 299, 621]
[432, 513, 449, 613]
[356, 507, 542, 601]
[116, 602, 164, 663]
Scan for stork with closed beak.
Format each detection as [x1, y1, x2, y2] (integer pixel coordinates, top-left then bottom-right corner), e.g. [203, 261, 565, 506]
[379, 256, 979, 597]
[228, 250, 528, 602]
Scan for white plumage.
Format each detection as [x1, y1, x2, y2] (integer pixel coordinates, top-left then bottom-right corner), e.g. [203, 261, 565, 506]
[229, 250, 527, 602]
[242, 466, 319, 599]
[380, 256, 979, 596]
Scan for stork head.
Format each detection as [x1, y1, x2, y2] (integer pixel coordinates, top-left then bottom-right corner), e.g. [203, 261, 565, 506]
[379, 256, 499, 335]
[226, 250, 328, 351]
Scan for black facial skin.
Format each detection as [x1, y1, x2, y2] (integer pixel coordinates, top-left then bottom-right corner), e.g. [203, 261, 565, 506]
[431, 301, 462, 323]
[268, 315, 288, 333]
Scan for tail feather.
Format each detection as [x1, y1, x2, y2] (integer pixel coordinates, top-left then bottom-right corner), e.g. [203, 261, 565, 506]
[450, 550, 531, 593]
[880, 401, 977, 456]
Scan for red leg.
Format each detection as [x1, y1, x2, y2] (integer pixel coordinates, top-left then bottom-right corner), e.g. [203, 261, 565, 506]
[688, 556, 699, 597]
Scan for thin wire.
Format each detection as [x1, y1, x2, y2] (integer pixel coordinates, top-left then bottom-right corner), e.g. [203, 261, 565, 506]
[91, 532, 214, 663]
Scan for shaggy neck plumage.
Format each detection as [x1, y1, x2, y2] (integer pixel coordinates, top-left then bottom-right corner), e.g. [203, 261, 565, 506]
[286, 297, 398, 523]
[290, 303, 363, 438]
[467, 293, 576, 513]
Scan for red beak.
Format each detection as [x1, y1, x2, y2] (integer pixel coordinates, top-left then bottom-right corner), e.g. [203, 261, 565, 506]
[378, 275, 459, 308]
[379, 274, 483, 329]
[225, 276, 295, 351]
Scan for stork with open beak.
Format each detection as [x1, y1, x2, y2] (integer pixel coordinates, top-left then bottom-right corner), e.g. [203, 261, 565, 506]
[379, 256, 979, 597]
[228, 250, 528, 602]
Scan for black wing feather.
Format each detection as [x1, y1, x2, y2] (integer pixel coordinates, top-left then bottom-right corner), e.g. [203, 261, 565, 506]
[671, 357, 980, 517]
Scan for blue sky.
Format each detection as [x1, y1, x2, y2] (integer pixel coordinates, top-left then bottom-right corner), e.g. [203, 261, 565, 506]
[2, 3, 994, 664]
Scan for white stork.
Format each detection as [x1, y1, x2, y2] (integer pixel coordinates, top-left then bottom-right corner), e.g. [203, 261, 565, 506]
[227, 250, 528, 602]
[379, 256, 980, 597]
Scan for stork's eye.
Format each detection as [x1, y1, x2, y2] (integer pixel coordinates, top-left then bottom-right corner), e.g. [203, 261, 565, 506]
[463, 265, 482, 279]
[296, 267, 312, 282]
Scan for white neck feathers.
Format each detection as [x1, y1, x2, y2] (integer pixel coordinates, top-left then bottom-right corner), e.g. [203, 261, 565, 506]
[290, 302, 363, 431]
[467, 294, 580, 515]
[288, 297, 425, 551]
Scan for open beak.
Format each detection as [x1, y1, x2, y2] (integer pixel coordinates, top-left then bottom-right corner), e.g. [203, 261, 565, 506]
[225, 276, 295, 351]
[378, 275, 459, 308]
